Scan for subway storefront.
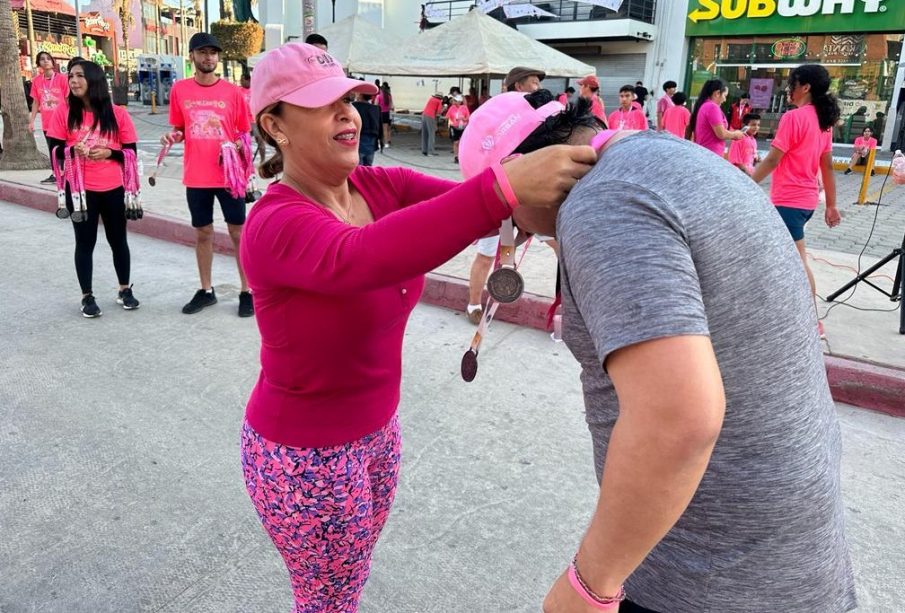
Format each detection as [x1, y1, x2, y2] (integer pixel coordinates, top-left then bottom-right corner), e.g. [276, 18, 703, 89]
[685, 0, 904, 148]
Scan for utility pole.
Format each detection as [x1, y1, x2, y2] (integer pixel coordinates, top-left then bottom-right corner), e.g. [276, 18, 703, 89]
[73, 0, 84, 55]
[24, 0, 36, 60]
[179, 0, 187, 59]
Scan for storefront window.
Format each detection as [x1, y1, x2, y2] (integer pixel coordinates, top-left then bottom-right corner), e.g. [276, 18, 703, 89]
[687, 33, 902, 145]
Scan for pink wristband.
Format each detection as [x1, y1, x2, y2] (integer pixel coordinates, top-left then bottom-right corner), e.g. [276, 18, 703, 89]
[490, 160, 520, 212]
[567, 562, 624, 611]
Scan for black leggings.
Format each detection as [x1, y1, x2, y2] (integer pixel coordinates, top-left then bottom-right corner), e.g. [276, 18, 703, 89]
[66, 186, 131, 294]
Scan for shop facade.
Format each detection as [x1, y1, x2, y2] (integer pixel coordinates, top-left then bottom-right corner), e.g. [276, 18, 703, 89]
[685, 0, 905, 149]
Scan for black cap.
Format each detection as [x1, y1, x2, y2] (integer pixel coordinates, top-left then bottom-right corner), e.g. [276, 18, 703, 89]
[189, 32, 222, 52]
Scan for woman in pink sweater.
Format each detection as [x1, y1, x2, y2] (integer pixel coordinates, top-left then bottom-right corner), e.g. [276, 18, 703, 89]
[240, 42, 597, 612]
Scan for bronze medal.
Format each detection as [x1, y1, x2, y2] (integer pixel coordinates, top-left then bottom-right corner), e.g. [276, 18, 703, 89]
[486, 266, 524, 303]
[461, 349, 478, 382]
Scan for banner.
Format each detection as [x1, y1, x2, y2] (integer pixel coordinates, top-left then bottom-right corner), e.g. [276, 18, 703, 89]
[503, 4, 558, 19]
[579, 0, 624, 10]
[748, 78, 773, 109]
[476, 0, 512, 13]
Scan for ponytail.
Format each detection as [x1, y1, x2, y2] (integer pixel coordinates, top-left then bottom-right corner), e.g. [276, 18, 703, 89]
[689, 79, 725, 138]
[789, 64, 839, 131]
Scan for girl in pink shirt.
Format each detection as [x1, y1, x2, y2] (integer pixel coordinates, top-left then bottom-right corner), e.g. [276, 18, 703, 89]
[376, 82, 394, 148]
[444, 95, 470, 163]
[751, 64, 841, 337]
[240, 43, 597, 612]
[46, 60, 140, 317]
[690, 79, 745, 156]
[845, 127, 878, 175]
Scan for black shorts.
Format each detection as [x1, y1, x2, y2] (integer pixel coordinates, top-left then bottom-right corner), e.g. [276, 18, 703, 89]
[380, 111, 391, 124]
[186, 187, 246, 228]
[449, 127, 465, 142]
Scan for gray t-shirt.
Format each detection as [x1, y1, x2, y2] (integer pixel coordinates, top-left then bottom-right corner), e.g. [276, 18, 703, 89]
[557, 131, 856, 612]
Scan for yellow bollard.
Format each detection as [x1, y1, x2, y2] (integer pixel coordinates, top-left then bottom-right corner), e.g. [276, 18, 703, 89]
[150, 91, 157, 115]
[856, 147, 877, 205]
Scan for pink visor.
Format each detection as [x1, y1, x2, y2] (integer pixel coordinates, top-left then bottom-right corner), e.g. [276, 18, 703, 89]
[250, 42, 378, 117]
[458, 92, 565, 180]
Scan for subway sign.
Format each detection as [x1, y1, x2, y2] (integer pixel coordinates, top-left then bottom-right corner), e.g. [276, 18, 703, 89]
[686, 0, 905, 36]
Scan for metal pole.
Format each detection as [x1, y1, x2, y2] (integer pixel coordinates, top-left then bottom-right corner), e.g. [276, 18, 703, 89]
[73, 0, 83, 55]
[204, 0, 209, 32]
[332, 0, 336, 22]
[180, 0, 187, 60]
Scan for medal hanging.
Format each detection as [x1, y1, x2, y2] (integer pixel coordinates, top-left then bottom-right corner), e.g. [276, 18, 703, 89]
[52, 146, 69, 219]
[122, 149, 144, 220]
[486, 218, 525, 303]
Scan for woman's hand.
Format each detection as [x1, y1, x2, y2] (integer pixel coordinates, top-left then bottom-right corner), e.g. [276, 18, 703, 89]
[160, 131, 184, 146]
[504, 145, 597, 209]
[543, 570, 599, 613]
[74, 142, 91, 157]
[87, 147, 112, 160]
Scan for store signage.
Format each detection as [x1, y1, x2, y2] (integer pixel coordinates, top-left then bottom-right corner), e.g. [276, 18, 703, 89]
[81, 13, 112, 36]
[686, 0, 905, 36]
[37, 40, 78, 57]
[771, 37, 806, 58]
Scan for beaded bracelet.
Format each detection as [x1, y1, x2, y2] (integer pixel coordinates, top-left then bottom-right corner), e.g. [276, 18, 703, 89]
[568, 555, 625, 611]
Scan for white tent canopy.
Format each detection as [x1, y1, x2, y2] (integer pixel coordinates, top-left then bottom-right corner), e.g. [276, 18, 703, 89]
[352, 10, 595, 79]
[247, 14, 403, 71]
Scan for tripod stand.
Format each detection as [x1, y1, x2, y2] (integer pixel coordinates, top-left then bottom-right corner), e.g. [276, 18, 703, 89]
[825, 231, 905, 334]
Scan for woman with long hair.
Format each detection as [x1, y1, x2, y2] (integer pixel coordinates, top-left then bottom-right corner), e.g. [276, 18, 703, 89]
[376, 81, 393, 148]
[751, 64, 841, 337]
[29, 51, 69, 184]
[46, 60, 141, 318]
[689, 78, 744, 155]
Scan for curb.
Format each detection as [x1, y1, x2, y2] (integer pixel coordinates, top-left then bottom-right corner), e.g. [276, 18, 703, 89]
[4, 179, 903, 419]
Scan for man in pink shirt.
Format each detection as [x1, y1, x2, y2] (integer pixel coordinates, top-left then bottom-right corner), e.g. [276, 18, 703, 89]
[656, 80, 677, 131]
[578, 75, 606, 124]
[728, 113, 761, 175]
[161, 33, 253, 317]
[420, 93, 443, 156]
[845, 127, 878, 175]
[608, 85, 649, 131]
[662, 92, 691, 139]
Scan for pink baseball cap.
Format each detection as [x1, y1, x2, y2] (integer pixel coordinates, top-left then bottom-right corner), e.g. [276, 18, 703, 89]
[458, 92, 564, 180]
[250, 42, 378, 118]
[577, 75, 599, 90]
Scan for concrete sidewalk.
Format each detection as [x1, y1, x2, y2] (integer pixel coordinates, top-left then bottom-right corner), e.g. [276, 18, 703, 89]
[1, 202, 903, 612]
[3, 128, 904, 415]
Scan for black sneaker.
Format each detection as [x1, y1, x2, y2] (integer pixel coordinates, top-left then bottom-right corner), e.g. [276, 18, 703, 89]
[81, 294, 102, 318]
[844, 169, 852, 175]
[117, 285, 140, 310]
[182, 288, 217, 314]
[238, 291, 254, 318]
[41, 174, 56, 184]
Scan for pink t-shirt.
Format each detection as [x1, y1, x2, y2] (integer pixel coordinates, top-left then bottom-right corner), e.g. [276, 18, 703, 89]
[557, 93, 568, 106]
[169, 78, 251, 188]
[694, 99, 728, 156]
[656, 95, 674, 129]
[376, 92, 392, 113]
[241, 86, 254, 126]
[446, 104, 470, 129]
[854, 136, 877, 151]
[607, 108, 648, 131]
[770, 105, 833, 210]
[240, 165, 512, 448]
[591, 96, 606, 122]
[728, 134, 758, 175]
[31, 72, 69, 128]
[422, 96, 443, 118]
[662, 105, 691, 139]
[46, 105, 138, 192]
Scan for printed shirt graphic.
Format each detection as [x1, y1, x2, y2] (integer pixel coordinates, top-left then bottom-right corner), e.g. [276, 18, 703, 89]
[728, 134, 757, 174]
[169, 79, 251, 188]
[31, 73, 70, 128]
[47, 105, 138, 192]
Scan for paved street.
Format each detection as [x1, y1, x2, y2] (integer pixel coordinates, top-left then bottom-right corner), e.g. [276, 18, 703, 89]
[1, 202, 904, 612]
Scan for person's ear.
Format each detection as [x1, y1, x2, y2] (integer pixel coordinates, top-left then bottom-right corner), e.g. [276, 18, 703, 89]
[260, 114, 288, 146]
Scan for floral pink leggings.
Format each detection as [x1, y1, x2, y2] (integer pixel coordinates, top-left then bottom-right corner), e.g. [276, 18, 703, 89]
[241, 417, 401, 613]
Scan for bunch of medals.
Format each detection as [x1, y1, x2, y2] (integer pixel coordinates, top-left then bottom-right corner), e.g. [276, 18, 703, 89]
[122, 149, 143, 220]
[461, 218, 532, 382]
[52, 146, 87, 222]
[222, 132, 256, 201]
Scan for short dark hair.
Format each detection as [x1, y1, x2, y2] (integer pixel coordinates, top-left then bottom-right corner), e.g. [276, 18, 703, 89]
[66, 56, 85, 72]
[565, 86, 575, 94]
[739, 91, 750, 99]
[636, 81, 643, 86]
[241, 72, 250, 81]
[619, 84, 635, 94]
[671, 92, 687, 106]
[663, 80, 677, 91]
[743, 113, 761, 124]
[360, 93, 373, 102]
[305, 33, 328, 47]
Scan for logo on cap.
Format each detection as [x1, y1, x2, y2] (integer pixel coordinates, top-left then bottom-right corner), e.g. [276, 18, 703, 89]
[306, 53, 337, 68]
[481, 136, 494, 151]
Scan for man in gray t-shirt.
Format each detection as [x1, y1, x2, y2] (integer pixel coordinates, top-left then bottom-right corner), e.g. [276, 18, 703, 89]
[544, 131, 856, 612]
